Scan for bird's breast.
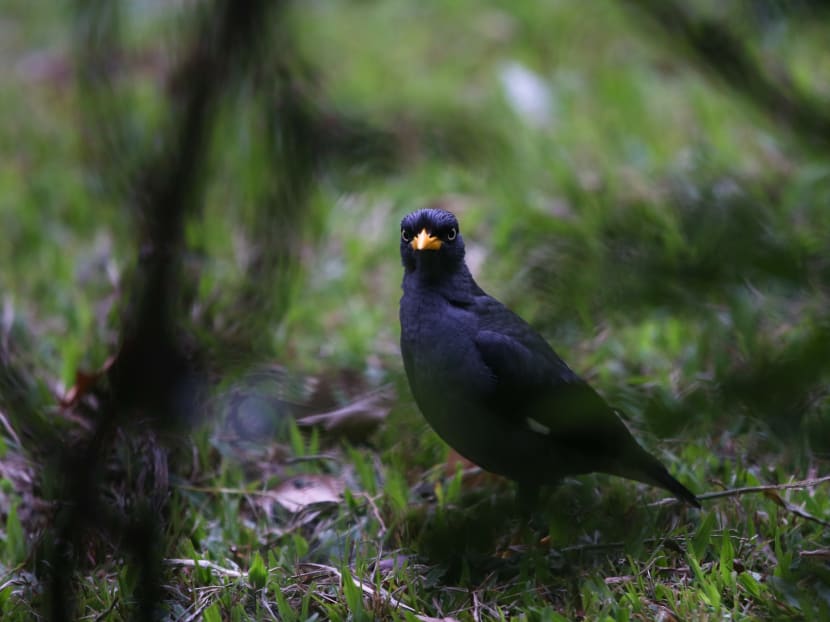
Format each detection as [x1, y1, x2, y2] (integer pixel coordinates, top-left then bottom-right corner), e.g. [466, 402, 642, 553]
[400, 289, 500, 452]
[400, 291, 481, 385]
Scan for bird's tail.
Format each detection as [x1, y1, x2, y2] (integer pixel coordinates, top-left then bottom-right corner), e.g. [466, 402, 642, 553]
[618, 451, 701, 508]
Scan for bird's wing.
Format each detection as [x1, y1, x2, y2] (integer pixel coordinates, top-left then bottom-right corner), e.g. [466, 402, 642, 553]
[472, 295, 581, 389]
[472, 298, 632, 455]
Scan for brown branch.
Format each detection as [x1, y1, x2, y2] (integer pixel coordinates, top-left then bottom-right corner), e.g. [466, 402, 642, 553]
[696, 475, 830, 501]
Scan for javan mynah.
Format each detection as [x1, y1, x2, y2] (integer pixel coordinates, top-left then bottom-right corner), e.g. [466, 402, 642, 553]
[399, 207, 700, 509]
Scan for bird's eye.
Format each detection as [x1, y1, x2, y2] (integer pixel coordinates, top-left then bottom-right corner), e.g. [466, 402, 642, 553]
[401, 229, 410, 242]
[447, 227, 457, 241]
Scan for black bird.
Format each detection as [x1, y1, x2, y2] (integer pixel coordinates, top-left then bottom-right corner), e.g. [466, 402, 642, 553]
[399, 207, 700, 509]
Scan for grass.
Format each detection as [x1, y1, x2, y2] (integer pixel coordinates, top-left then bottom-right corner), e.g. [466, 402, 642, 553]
[1, 0, 830, 619]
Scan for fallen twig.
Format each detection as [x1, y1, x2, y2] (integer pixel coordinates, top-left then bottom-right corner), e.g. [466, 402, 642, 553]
[651, 474, 830, 507]
[697, 475, 830, 501]
[296, 562, 419, 615]
[163, 558, 244, 579]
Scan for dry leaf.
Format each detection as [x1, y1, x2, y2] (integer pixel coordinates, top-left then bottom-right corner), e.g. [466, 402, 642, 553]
[60, 355, 115, 407]
[444, 449, 499, 489]
[272, 474, 345, 512]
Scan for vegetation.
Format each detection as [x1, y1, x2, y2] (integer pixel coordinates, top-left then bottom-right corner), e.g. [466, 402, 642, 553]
[1, 1, 829, 619]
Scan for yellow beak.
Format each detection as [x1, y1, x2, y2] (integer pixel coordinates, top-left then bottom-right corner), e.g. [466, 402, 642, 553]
[412, 229, 442, 251]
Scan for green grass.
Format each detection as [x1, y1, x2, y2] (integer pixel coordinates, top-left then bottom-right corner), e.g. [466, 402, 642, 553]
[2, 0, 830, 619]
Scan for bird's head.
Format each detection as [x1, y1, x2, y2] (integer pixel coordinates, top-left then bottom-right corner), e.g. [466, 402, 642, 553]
[400, 207, 466, 278]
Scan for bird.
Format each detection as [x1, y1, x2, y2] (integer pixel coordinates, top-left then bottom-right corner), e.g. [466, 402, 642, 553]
[398, 207, 700, 510]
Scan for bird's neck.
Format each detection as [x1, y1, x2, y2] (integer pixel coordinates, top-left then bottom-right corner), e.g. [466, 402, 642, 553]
[404, 262, 480, 303]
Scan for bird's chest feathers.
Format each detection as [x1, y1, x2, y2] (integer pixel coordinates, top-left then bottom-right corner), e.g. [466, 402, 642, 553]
[400, 289, 487, 399]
